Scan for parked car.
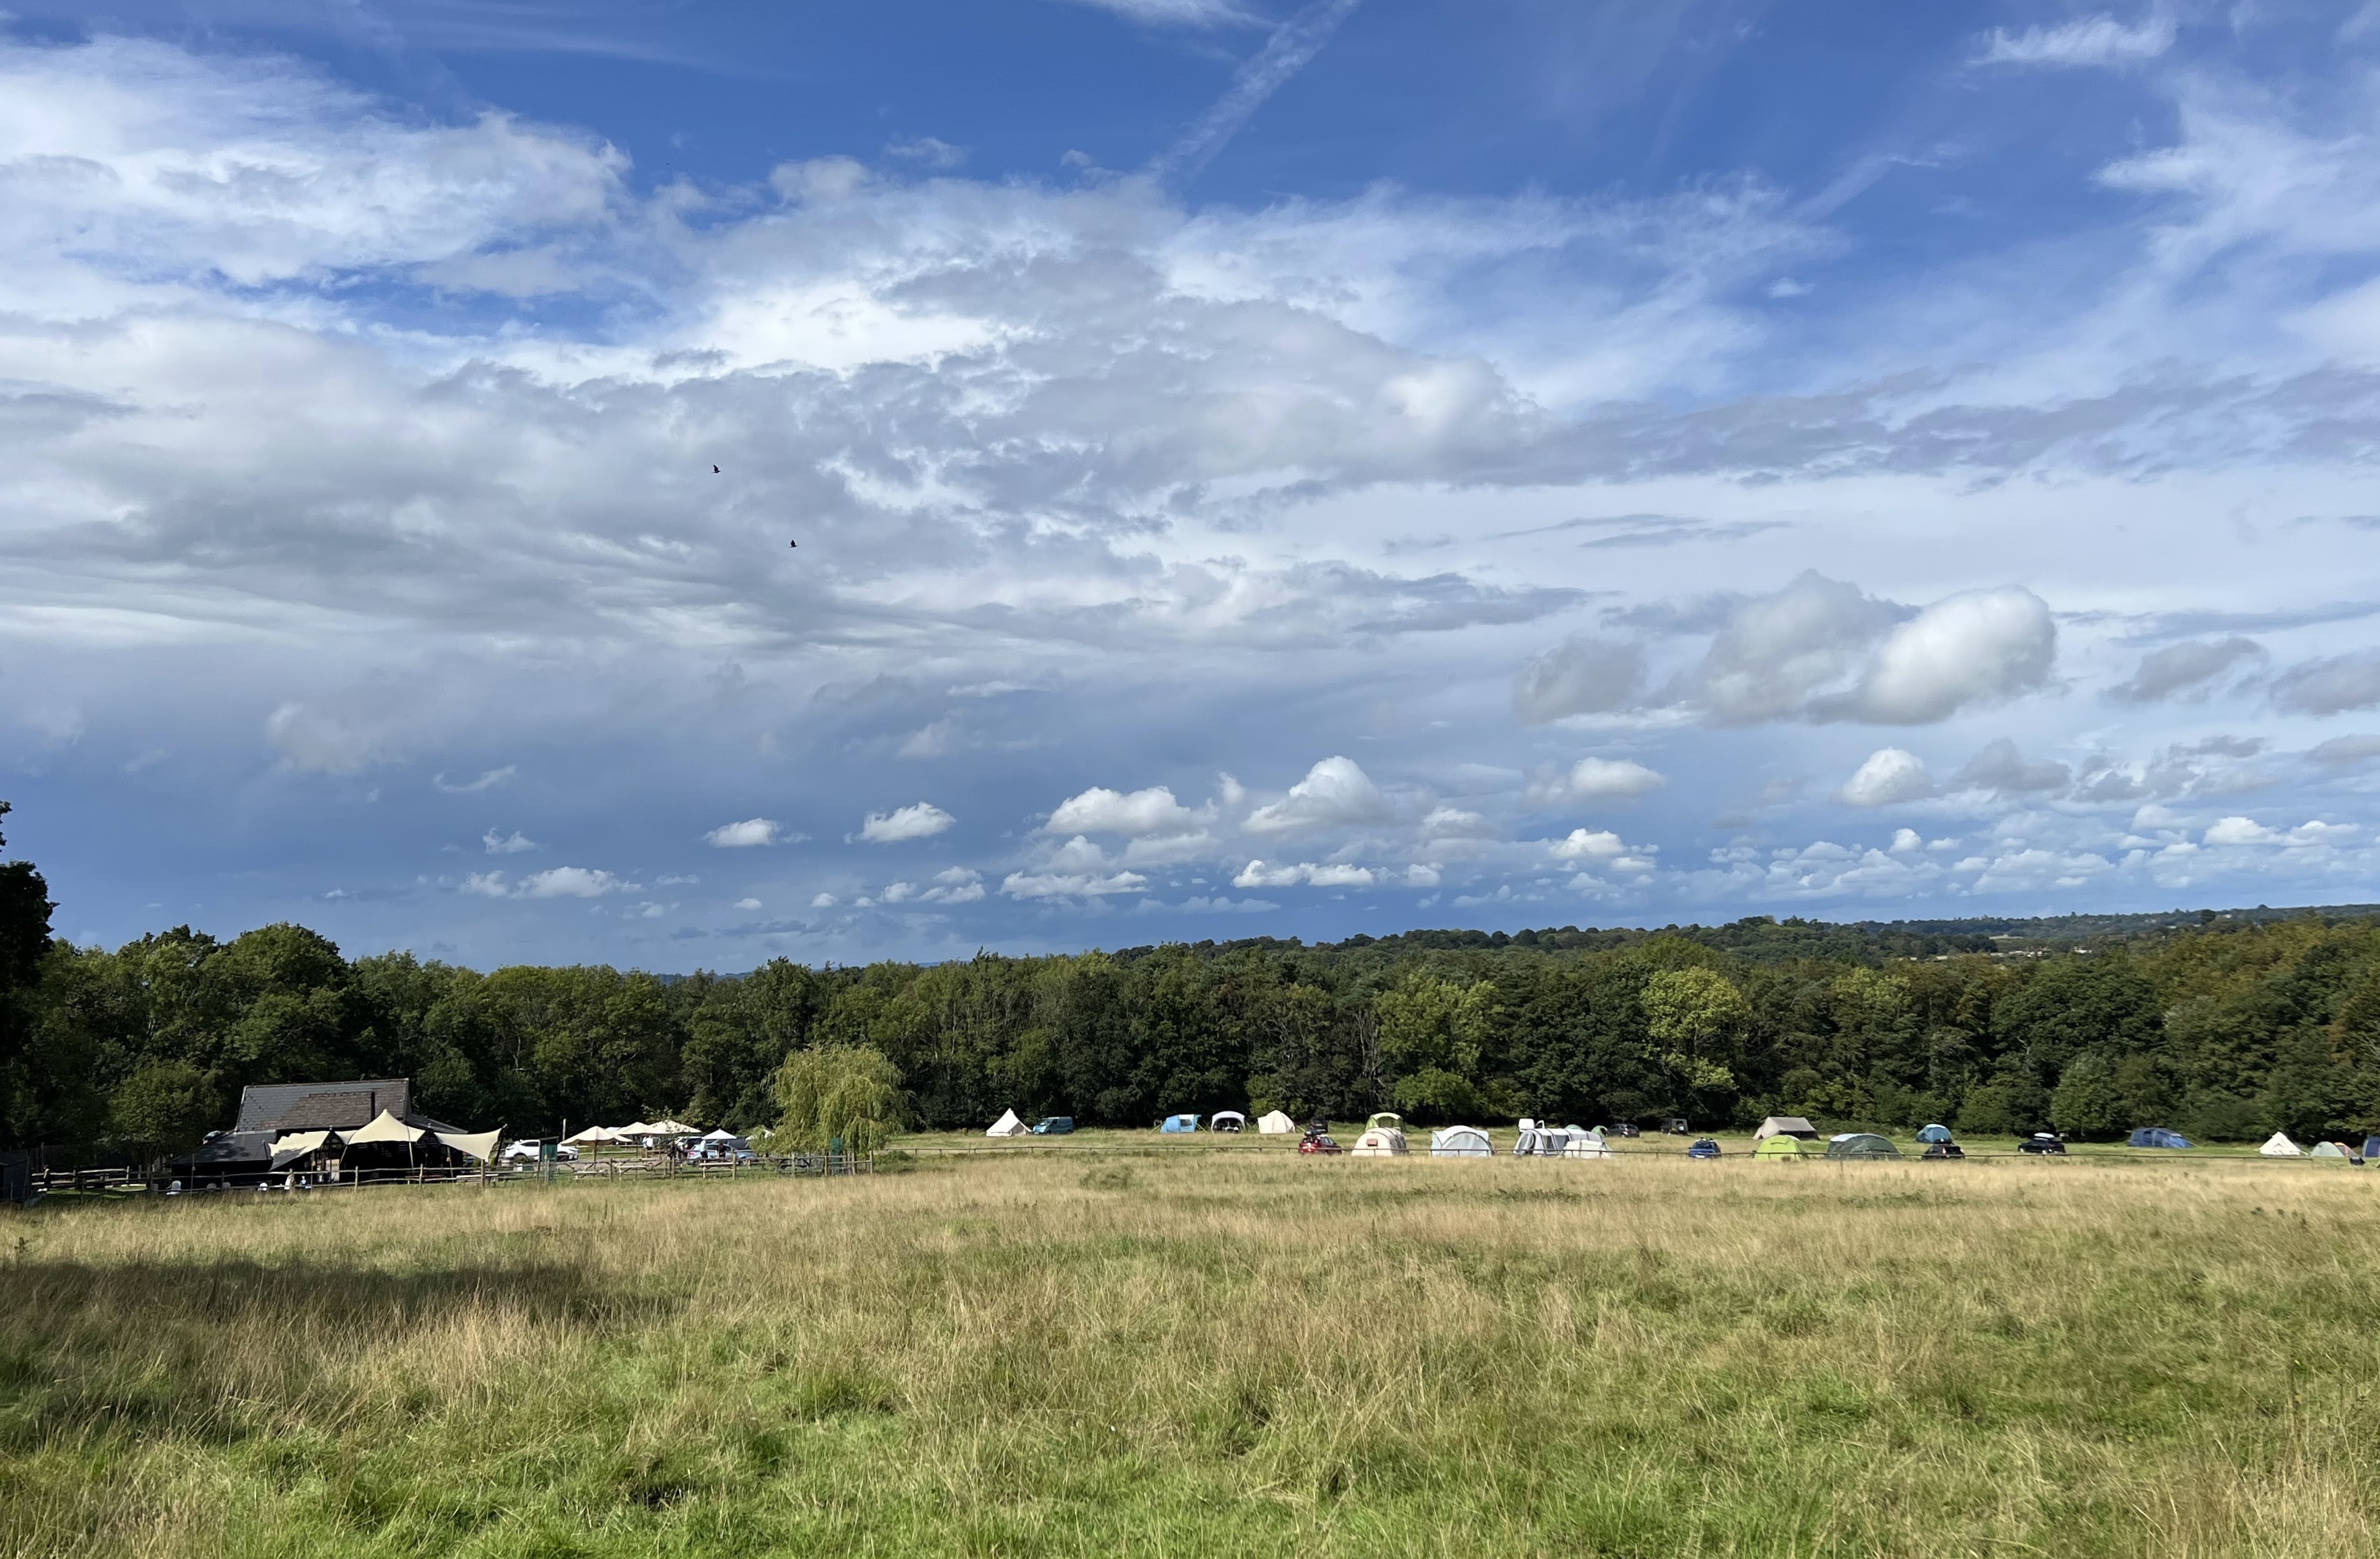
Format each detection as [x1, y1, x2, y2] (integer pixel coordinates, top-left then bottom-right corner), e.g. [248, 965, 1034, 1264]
[1297, 1128, 1343, 1156]
[1685, 1137, 1722, 1160]
[1031, 1116, 1075, 1135]
[2018, 1133, 2068, 1156]
[1661, 1117, 1692, 1135]
[1605, 1123, 1642, 1138]
[500, 1139, 578, 1163]
[1921, 1142, 1966, 1160]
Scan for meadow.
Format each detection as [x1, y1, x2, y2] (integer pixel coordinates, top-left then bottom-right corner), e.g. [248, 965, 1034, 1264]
[5, 1143, 2379, 1558]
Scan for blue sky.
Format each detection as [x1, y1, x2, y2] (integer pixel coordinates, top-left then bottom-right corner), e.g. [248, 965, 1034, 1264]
[6, 1, 2380, 967]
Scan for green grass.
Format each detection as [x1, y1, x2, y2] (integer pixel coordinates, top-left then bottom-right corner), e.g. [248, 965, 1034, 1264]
[5, 1149, 2378, 1556]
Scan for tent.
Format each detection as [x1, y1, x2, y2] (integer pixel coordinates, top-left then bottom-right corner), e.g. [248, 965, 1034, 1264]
[1351, 1112, 1409, 1157]
[269, 1129, 336, 1170]
[2127, 1127, 2193, 1149]
[344, 1109, 426, 1146]
[699, 1127, 742, 1142]
[563, 1125, 620, 1146]
[2260, 1131, 2303, 1157]
[1754, 1116, 1820, 1141]
[1430, 1126, 1493, 1157]
[2364, 1136, 2380, 1162]
[1160, 1114, 1201, 1133]
[1211, 1110, 1248, 1133]
[1754, 1134, 1807, 1159]
[1915, 1123, 1953, 1143]
[1824, 1133, 1902, 1160]
[2309, 1139, 2350, 1161]
[646, 1119, 699, 1137]
[1562, 1129, 1613, 1160]
[434, 1127, 503, 1163]
[986, 1108, 1030, 1137]
[1257, 1110, 1297, 1135]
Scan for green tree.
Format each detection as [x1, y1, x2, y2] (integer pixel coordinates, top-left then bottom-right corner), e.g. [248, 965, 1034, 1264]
[2049, 1052, 2124, 1138]
[0, 800, 59, 1147]
[1376, 974, 1495, 1121]
[773, 1044, 907, 1153]
[110, 1059, 219, 1164]
[1643, 966, 1749, 1096]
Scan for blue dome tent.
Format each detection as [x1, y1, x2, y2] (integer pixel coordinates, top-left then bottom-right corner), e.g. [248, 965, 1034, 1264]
[1160, 1114, 1201, 1133]
[2126, 1127, 2193, 1149]
[1916, 1124, 1953, 1143]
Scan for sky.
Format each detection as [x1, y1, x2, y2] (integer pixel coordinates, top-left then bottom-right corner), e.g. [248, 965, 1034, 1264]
[6, 1, 2380, 968]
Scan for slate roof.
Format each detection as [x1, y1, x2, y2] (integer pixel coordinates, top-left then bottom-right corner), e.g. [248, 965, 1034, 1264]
[234, 1079, 411, 1132]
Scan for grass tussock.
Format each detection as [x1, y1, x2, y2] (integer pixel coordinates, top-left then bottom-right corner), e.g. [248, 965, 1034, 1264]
[4, 1154, 2379, 1556]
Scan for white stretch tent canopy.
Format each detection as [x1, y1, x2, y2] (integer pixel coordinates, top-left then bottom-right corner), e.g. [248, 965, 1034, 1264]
[1430, 1126, 1492, 1157]
[986, 1108, 1030, 1137]
[1212, 1110, 1248, 1130]
[269, 1130, 335, 1169]
[435, 1128, 503, 1163]
[2261, 1131, 2304, 1156]
[699, 1128, 743, 1142]
[1256, 1110, 1296, 1134]
[646, 1119, 699, 1136]
[563, 1125, 620, 1146]
[344, 1109, 426, 1146]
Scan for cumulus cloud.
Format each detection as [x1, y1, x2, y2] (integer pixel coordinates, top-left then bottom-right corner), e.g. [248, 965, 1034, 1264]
[1002, 867, 1149, 899]
[1839, 589, 2057, 724]
[463, 866, 623, 898]
[1836, 748, 1934, 806]
[1242, 758, 1390, 834]
[2110, 637, 2264, 702]
[1526, 757, 1667, 805]
[734, 896, 763, 910]
[1547, 828, 1623, 860]
[1689, 576, 2054, 726]
[1232, 860, 1378, 888]
[705, 818, 782, 847]
[1514, 636, 1644, 723]
[860, 803, 955, 842]
[2274, 652, 2380, 715]
[2204, 816, 2356, 847]
[1046, 785, 1206, 836]
[1976, 13, 2176, 69]
[1951, 737, 2071, 796]
[482, 829, 538, 854]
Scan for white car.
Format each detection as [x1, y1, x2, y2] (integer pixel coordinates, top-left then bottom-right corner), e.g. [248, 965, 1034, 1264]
[500, 1139, 579, 1162]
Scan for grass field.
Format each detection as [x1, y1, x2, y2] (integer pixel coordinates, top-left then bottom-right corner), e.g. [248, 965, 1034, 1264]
[6, 1148, 2379, 1557]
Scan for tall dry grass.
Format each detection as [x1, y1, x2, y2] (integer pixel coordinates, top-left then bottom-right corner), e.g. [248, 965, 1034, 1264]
[5, 1152, 2378, 1556]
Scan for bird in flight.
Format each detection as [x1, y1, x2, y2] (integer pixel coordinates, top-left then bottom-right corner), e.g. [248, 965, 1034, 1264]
[789, 540, 798, 549]
[711, 465, 720, 473]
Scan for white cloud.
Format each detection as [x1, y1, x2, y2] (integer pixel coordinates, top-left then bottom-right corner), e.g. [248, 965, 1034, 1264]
[923, 867, 986, 904]
[860, 803, 955, 842]
[1843, 589, 2057, 725]
[266, 702, 402, 776]
[1836, 748, 1935, 806]
[1951, 737, 2071, 797]
[1548, 828, 1626, 861]
[810, 892, 838, 908]
[1047, 784, 1205, 836]
[1696, 572, 1902, 725]
[1060, 0, 1256, 24]
[520, 866, 622, 898]
[1419, 805, 1495, 839]
[1890, 828, 1923, 853]
[1231, 860, 1379, 889]
[734, 896, 762, 910]
[1002, 868, 1149, 899]
[461, 871, 509, 898]
[1242, 757, 1390, 834]
[2204, 816, 2356, 847]
[705, 818, 782, 848]
[482, 829, 538, 854]
[1976, 13, 2176, 69]
[1527, 757, 1667, 806]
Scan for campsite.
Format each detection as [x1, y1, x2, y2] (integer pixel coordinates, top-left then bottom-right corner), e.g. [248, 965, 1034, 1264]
[7, 1145, 2380, 1558]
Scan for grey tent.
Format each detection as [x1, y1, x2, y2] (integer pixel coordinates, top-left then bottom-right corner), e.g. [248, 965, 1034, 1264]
[1429, 1126, 1493, 1157]
[1824, 1133, 1902, 1160]
[1916, 1123, 1953, 1143]
[1754, 1116, 1820, 1141]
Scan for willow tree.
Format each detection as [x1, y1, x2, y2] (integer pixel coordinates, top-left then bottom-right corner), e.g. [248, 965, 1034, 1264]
[772, 1044, 907, 1154]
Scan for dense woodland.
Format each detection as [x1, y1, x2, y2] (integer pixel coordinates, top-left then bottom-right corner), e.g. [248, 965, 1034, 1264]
[5, 806, 2380, 1154]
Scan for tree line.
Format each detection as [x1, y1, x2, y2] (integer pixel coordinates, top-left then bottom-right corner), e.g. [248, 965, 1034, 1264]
[3, 809, 2378, 1155]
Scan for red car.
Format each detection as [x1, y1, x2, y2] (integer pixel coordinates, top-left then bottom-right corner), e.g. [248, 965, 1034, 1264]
[1298, 1129, 1342, 1155]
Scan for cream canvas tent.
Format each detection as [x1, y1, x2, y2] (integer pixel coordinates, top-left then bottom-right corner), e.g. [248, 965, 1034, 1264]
[1256, 1110, 1296, 1135]
[269, 1129, 335, 1170]
[1351, 1112, 1409, 1157]
[344, 1109, 426, 1146]
[434, 1127, 503, 1163]
[563, 1125, 620, 1146]
[1754, 1116, 1819, 1141]
[1429, 1126, 1492, 1157]
[1562, 1128, 1613, 1159]
[986, 1108, 1031, 1137]
[2261, 1131, 2303, 1156]
[647, 1119, 699, 1137]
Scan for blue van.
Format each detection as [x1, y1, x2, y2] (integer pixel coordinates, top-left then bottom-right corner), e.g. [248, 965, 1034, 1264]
[1031, 1117, 1074, 1135]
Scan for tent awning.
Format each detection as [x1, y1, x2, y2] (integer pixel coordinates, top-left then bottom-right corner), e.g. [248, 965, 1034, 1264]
[342, 1109, 426, 1146]
[644, 1119, 698, 1136]
[563, 1125, 620, 1145]
[269, 1129, 335, 1168]
[435, 1127, 503, 1163]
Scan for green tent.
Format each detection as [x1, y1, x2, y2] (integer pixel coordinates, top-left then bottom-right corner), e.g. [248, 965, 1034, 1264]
[2309, 1140, 2352, 1162]
[1824, 1133, 1902, 1160]
[1754, 1135, 1807, 1159]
